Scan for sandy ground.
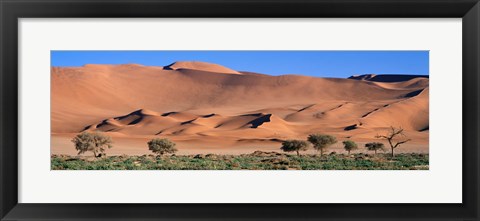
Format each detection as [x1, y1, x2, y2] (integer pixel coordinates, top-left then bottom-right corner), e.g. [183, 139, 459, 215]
[51, 61, 429, 156]
[52, 133, 428, 156]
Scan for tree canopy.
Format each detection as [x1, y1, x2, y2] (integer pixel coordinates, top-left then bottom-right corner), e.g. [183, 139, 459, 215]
[71, 132, 113, 157]
[307, 134, 337, 155]
[342, 140, 358, 154]
[148, 138, 177, 156]
[365, 142, 385, 154]
[280, 140, 309, 156]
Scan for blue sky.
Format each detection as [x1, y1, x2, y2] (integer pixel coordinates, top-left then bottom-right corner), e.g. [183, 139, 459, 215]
[51, 51, 429, 78]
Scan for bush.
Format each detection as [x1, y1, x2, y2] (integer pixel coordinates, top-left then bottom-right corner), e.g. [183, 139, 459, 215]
[280, 140, 309, 156]
[342, 140, 358, 154]
[365, 142, 385, 154]
[148, 138, 177, 156]
[71, 132, 113, 157]
[307, 134, 337, 156]
[50, 153, 430, 170]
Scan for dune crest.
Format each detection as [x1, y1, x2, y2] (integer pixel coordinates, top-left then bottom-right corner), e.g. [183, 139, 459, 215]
[163, 61, 241, 75]
[349, 74, 428, 82]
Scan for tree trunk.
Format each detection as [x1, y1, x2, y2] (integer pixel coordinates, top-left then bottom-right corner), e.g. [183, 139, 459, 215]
[374, 150, 377, 155]
[348, 150, 351, 155]
[388, 139, 394, 158]
[296, 150, 299, 156]
[320, 149, 324, 156]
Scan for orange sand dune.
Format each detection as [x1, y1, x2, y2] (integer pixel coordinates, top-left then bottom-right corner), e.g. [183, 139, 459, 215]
[51, 61, 429, 155]
[372, 78, 429, 91]
[164, 61, 241, 75]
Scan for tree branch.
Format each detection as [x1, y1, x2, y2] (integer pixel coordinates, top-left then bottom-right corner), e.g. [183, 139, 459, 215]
[393, 139, 411, 148]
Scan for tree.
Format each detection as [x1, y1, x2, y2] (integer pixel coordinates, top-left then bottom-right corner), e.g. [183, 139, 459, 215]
[307, 134, 337, 156]
[280, 140, 309, 156]
[148, 138, 177, 156]
[342, 140, 358, 155]
[365, 142, 385, 155]
[71, 132, 113, 157]
[375, 126, 411, 157]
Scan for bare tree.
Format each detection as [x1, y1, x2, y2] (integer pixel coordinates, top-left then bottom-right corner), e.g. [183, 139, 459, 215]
[375, 126, 411, 158]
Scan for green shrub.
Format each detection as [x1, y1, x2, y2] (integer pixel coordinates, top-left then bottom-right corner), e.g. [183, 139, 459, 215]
[307, 134, 337, 156]
[71, 132, 113, 157]
[51, 153, 429, 170]
[365, 142, 385, 154]
[147, 138, 177, 156]
[342, 140, 358, 154]
[280, 140, 309, 156]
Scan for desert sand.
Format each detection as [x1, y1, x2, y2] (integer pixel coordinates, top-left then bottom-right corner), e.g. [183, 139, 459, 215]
[51, 61, 429, 155]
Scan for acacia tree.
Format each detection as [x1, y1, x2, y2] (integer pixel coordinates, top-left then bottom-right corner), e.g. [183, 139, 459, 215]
[375, 126, 411, 158]
[280, 140, 309, 156]
[307, 134, 337, 156]
[342, 140, 358, 155]
[71, 132, 113, 157]
[148, 138, 177, 156]
[365, 142, 385, 155]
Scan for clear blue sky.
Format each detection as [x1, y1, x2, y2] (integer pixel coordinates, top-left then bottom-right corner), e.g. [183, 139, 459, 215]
[51, 51, 429, 78]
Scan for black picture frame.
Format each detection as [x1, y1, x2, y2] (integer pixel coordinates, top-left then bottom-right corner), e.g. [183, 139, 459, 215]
[1, 0, 479, 220]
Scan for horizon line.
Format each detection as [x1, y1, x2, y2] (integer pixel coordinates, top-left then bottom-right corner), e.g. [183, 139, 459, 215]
[51, 61, 429, 78]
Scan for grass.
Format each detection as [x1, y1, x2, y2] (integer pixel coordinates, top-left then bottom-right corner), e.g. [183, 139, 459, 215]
[51, 151, 429, 170]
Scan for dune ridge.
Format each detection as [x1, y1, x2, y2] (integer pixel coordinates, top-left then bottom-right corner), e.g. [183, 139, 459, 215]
[51, 61, 429, 155]
[348, 74, 429, 82]
[163, 61, 241, 75]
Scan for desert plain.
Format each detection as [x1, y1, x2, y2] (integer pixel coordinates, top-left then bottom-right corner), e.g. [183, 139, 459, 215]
[51, 61, 428, 156]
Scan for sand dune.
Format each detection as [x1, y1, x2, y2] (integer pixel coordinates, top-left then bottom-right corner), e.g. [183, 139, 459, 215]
[51, 61, 429, 155]
[164, 61, 241, 75]
[360, 87, 429, 131]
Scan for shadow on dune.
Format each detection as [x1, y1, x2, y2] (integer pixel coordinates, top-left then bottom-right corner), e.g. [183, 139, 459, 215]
[344, 124, 358, 131]
[247, 114, 272, 128]
[349, 74, 429, 82]
[161, 112, 177, 117]
[202, 113, 216, 118]
[419, 126, 429, 132]
[402, 89, 424, 98]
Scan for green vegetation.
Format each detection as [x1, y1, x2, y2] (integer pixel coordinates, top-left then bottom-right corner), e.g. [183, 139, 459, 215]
[71, 132, 113, 157]
[51, 152, 429, 170]
[147, 138, 177, 156]
[342, 140, 358, 154]
[280, 140, 309, 156]
[365, 142, 385, 154]
[307, 134, 337, 156]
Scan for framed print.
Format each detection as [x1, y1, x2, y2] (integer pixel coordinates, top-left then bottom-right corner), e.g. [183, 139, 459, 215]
[1, 0, 479, 220]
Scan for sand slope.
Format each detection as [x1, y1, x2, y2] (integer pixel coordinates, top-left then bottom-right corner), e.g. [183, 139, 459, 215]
[51, 62, 429, 155]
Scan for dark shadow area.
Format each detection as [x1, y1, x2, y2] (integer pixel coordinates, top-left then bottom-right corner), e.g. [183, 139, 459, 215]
[161, 112, 177, 117]
[248, 114, 272, 128]
[344, 124, 358, 131]
[348, 74, 429, 82]
[402, 89, 424, 98]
